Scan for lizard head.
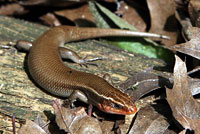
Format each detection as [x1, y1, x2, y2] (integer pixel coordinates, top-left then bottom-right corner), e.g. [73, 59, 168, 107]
[97, 89, 137, 115]
[98, 100, 137, 115]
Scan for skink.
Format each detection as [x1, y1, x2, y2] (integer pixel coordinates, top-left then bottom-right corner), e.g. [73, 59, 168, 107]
[16, 26, 167, 115]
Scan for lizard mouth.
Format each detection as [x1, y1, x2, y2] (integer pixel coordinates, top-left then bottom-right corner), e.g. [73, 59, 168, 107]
[98, 103, 137, 115]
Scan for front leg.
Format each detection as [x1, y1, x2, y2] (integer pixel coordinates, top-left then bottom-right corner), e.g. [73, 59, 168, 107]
[64, 90, 88, 108]
[65, 90, 96, 116]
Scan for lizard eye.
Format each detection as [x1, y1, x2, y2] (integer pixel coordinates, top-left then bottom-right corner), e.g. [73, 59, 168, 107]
[112, 103, 121, 109]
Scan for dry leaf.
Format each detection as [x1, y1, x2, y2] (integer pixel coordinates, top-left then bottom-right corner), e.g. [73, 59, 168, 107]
[115, 1, 146, 31]
[18, 120, 47, 134]
[40, 13, 61, 27]
[53, 99, 102, 134]
[34, 114, 50, 134]
[119, 72, 172, 101]
[176, 109, 200, 133]
[99, 120, 115, 134]
[20, 0, 88, 7]
[166, 55, 200, 132]
[129, 105, 169, 134]
[120, 72, 200, 102]
[188, 0, 200, 27]
[0, 3, 26, 15]
[147, 0, 178, 46]
[55, 4, 95, 26]
[173, 26, 200, 60]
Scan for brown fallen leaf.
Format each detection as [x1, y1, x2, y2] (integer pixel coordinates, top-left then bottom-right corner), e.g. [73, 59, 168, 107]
[34, 114, 50, 134]
[100, 120, 115, 134]
[18, 120, 47, 134]
[55, 3, 93, 21]
[0, 3, 26, 15]
[174, 0, 189, 8]
[129, 105, 169, 134]
[176, 108, 200, 133]
[115, 1, 146, 32]
[40, 13, 61, 27]
[188, 0, 200, 27]
[163, 129, 178, 134]
[166, 55, 200, 132]
[119, 71, 200, 102]
[53, 99, 102, 134]
[175, 9, 192, 41]
[119, 72, 172, 102]
[17, 114, 50, 134]
[19, 0, 89, 7]
[147, 0, 178, 46]
[99, 116, 127, 134]
[55, 3, 95, 27]
[173, 26, 200, 60]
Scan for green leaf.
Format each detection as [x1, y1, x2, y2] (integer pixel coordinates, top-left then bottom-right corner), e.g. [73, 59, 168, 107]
[105, 37, 174, 62]
[88, 1, 110, 28]
[95, 2, 137, 31]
